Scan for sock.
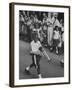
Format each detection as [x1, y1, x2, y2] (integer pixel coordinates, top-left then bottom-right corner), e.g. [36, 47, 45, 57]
[26, 66, 30, 70]
[38, 74, 41, 77]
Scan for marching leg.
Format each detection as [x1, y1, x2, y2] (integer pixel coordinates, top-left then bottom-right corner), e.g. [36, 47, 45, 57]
[25, 55, 36, 74]
[34, 55, 37, 68]
[36, 55, 42, 78]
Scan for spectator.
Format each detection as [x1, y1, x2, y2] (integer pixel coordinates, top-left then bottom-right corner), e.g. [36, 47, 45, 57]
[53, 26, 60, 54]
[47, 12, 53, 49]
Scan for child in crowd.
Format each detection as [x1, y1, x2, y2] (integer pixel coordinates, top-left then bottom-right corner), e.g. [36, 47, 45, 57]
[53, 26, 60, 54]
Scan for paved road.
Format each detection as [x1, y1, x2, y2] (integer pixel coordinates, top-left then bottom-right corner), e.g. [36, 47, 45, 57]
[19, 40, 64, 79]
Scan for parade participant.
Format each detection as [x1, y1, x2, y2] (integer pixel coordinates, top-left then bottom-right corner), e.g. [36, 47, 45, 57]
[25, 32, 43, 78]
[25, 32, 51, 78]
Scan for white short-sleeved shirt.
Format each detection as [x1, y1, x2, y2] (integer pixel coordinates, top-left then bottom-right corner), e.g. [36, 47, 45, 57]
[53, 30, 60, 39]
[31, 40, 42, 52]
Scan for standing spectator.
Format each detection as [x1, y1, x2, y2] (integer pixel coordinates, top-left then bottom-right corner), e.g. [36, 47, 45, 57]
[34, 14, 39, 23]
[58, 19, 64, 48]
[42, 13, 48, 46]
[47, 12, 53, 49]
[53, 26, 60, 54]
[61, 22, 64, 52]
[52, 13, 61, 28]
[35, 23, 43, 42]
[26, 15, 32, 42]
[50, 12, 62, 51]
[19, 14, 25, 33]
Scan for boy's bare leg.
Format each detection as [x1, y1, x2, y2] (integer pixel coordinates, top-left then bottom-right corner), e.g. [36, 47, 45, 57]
[56, 46, 58, 54]
[36, 55, 42, 78]
[25, 55, 36, 74]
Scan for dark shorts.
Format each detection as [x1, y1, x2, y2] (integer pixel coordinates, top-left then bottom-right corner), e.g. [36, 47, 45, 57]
[53, 39, 59, 47]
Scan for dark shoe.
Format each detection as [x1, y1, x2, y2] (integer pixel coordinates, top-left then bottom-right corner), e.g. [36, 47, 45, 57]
[56, 50, 58, 55]
[25, 68, 30, 75]
[38, 74, 42, 79]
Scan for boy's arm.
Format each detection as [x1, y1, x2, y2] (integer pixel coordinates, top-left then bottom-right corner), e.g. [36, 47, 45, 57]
[39, 47, 43, 52]
[40, 47, 50, 60]
[38, 42, 50, 60]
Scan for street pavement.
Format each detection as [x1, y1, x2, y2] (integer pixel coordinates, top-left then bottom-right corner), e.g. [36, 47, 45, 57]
[19, 40, 64, 79]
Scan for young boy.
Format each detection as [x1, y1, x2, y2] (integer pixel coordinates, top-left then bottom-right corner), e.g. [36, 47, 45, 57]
[25, 31, 50, 78]
[53, 26, 60, 54]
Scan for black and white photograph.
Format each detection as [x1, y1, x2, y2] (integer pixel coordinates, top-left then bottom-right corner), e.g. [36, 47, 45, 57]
[19, 10, 64, 79]
[9, 3, 70, 87]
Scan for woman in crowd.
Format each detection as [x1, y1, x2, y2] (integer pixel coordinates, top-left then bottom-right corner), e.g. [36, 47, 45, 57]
[26, 14, 33, 42]
[46, 12, 53, 49]
[19, 13, 25, 33]
[42, 13, 48, 46]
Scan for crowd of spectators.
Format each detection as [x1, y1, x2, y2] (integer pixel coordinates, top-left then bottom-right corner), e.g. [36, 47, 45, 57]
[19, 11, 64, 55]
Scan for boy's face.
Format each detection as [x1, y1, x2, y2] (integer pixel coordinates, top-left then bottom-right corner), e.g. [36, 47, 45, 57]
[56, 27, 59, 31]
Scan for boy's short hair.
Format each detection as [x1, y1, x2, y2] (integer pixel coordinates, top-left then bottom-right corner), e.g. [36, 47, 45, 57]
[54, 26, 59, 30]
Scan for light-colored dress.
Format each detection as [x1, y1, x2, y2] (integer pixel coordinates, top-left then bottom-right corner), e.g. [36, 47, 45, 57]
[47, 18, 53, 46]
